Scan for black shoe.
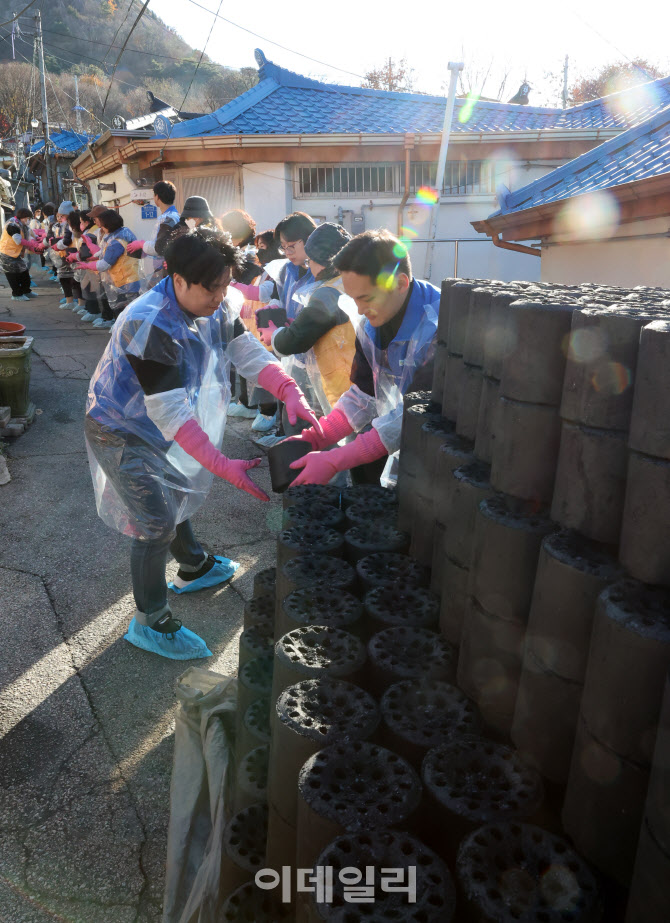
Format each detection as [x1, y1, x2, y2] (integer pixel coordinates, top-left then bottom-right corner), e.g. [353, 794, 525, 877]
[175, 554, 217, 585]
[152, 613, 183, 639]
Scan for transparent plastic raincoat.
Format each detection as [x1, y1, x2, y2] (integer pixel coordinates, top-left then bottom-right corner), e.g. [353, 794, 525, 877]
[85, 276, 277, 540]
[334, 279, 441, 485]
[292, 281, 359, 416]
[141, 204, 180, 291]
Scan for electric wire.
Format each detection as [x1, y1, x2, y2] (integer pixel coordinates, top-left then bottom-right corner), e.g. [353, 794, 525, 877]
[0, 0, 41, 29]
[182, 0, 365, 81]
[100, 0, 152, 116]
[4, 33, 113, 132]
[40, 26, 229, 64]
[154, 0, 222, 158]
[102, 0, 136, 67]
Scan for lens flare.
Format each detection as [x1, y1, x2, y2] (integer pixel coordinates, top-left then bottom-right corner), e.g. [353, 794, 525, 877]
[399, 225, 418, 240]
[555, 190, 620, 241]
[605, 76, 661, 123]
[458, 91, 479, 125]
[416, 185, 439, 205]
[376, 263, 400, 291]
[591, 361, 631, 396]
[392, 240, 409, 259]
[567, 328, 608, 363]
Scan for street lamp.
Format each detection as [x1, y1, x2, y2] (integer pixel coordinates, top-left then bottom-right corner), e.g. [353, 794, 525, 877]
[31, 118, 39, 130]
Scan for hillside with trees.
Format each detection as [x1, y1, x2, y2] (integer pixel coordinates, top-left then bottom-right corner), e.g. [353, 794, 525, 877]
[0, 0, 258, 135]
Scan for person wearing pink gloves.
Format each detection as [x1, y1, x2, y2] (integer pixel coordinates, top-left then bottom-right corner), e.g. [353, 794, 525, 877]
[0, 208, 41, 300]
[85, 228, 319, 660]
[289, 229, 441, 488]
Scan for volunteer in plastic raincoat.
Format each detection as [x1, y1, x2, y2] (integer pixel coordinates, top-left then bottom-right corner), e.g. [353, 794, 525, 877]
[125, 180, 180, 291]
[288, 229, 440, 488]
[259, 222, 357, 417]
[85, 228, 320, 659]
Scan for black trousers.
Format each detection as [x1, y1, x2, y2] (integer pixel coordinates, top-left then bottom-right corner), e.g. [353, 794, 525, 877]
[4, 269, 31, 296]
[59, 277, 82, 300]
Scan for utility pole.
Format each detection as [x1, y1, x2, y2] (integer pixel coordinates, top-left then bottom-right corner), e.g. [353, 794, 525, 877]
[33, 10, 53, 201]
[73, 76, 83, 133]
[562, 55, 569, 109]
[423, 61, 464, 282]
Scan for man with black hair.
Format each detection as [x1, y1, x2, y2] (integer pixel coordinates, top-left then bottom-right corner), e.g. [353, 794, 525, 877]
[85, 228, 319, 660]
[289, 229, 440, 487]
[126, 180, 179, 290]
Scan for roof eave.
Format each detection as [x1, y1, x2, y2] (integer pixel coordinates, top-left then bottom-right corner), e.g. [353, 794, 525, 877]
[472, 172, 670, 241]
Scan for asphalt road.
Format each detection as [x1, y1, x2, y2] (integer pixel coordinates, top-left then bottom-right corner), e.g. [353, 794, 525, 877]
[0, 274, 283, 922]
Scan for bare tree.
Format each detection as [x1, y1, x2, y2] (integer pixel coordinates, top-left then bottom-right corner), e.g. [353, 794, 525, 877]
[362, 58, 414, 92]
[570, 58, 665, 104]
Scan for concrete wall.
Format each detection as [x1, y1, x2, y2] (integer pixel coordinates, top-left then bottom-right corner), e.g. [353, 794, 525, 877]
[89, 167, 159, 242]
[541, 218, 670, 287]
[237, 160, 552, 283]
[241, 163, 291, 232]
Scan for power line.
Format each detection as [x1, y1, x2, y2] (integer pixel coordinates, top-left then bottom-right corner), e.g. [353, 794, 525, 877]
[156, 0, 222, 158]
[40, 26, 223, 64]
[101, 0, 152, 116]
[0, 32, 113, 133]
[0, 0, 41, 29]
[182, 0, 366, 81]
[103, 0, 136, 68]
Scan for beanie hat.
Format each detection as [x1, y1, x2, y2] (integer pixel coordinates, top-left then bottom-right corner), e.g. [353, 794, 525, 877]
[304, 222, 351, 266]
[57, 200, 75, 216]
[181, 196, 214, 220]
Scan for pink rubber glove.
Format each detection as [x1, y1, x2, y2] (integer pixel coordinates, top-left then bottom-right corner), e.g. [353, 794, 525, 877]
[259, 319, 278, 347]
[286, 407, 353, 451]
[21, 239, 41, 253]
[126, 240, 144, 254]
[174, 419, 269, 501]
[66, 252, 78, 263]
[33, 229, 47, 239]
[233, 282, 261, 300]
[289, 428, 387, 486]
[257, 363, 322, 434]
[75, 261, 99, 271]
[84, 235, 100, 256]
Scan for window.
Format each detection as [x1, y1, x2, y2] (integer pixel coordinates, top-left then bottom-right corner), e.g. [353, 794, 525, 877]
[410, 161, 499, 195]
[296, 163, 399, 197]
[296, 160, 500, 198]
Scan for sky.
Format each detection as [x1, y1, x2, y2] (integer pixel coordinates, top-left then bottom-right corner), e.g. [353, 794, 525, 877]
[151, 0, 670, 107]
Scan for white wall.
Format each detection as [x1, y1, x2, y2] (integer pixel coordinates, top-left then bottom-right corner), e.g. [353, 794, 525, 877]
[90, 167, 159, 242]
[541, 218, 670, 287]
[242, 163, 293, 233]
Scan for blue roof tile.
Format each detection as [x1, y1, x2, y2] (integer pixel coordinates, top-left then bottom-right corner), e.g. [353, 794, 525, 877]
[29, 130, 96, 155]
[491, 105, 670, 216]
[162, 50, 670, 140]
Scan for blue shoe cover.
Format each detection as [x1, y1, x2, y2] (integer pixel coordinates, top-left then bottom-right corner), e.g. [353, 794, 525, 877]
[124, 616, 212, 660]
[167, 555, 240, 594]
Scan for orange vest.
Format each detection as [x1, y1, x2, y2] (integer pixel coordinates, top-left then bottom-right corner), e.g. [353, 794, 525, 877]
[311, 277, 357, 406]
[103, 236, 140, 289]
[0, 225, 23, 259]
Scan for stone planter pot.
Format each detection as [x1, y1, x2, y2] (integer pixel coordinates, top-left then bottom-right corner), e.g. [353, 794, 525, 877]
[0, 336, 34, 417]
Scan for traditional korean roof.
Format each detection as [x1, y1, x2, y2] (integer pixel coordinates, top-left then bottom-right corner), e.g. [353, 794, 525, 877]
[164, 50, 670, 139]
[492, 105, 670, 215]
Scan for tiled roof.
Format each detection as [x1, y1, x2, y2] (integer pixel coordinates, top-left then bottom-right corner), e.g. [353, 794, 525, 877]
[492, 105, 670, 215]
[29, 130, 96, 155]
[164, 50, 670, 139]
